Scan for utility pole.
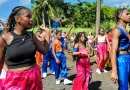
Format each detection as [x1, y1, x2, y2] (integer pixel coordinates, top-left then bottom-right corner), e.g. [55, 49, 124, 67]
[96, 0, 101, 35]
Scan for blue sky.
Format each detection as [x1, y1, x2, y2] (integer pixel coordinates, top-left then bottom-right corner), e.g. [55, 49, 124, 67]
[0, 0, 130, 23]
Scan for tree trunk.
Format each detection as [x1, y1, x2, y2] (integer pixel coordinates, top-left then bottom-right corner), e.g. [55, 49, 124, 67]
[42, 13, 45, 26]
[48, 12, 51, 29]
[96, 0, 101, 35]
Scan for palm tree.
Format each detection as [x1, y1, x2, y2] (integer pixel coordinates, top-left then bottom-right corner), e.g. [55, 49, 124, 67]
[31, 0, 65, 28]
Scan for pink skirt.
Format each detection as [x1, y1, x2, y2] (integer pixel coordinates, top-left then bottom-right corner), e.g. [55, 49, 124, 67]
[3, 65, 42, 90]
[96, 44, 107, 70]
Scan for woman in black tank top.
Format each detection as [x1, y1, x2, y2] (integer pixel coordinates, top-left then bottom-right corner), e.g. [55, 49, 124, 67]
[0, 6, 50, 90]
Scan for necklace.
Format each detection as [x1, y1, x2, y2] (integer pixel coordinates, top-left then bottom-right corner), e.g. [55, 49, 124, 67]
[21, 34, 26, 41]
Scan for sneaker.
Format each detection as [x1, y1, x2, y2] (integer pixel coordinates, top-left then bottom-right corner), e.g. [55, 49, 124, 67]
[96, 69, 101, 74]
[42, 73, 47, 78]
[51, 72, 55, 75]
[64, 79, 72, 85]
[103, 69, 108, 73]
[56, 79, 60, 85]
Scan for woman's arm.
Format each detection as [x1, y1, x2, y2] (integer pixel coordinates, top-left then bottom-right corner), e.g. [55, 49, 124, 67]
[111, 28, 120, 83]
[92, 35, 98, 42]
[35, 25, 50, 55]
[72, 43, 80, 55]
[0, 20, 6, 28]
[0, 35, 6, 74]
[64, 24, 74, 38]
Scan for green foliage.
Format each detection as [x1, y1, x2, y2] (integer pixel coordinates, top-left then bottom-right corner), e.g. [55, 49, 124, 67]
[31, 0, 130, 29]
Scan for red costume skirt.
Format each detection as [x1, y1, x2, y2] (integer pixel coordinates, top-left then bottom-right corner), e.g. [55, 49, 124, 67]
[2, 65, 42, 90]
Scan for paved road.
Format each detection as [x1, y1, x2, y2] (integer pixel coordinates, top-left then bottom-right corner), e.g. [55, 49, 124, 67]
[42, 52, 118, 90]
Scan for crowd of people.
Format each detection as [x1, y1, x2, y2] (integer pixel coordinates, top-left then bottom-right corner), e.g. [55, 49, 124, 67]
[0, 6, 130, 90]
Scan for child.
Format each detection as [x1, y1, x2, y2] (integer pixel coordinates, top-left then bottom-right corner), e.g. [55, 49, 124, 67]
[93, 28, 111, 74]
[35, 29, 44, 67]
[72, 32, 91, 90]
[52, 30, 72, 85]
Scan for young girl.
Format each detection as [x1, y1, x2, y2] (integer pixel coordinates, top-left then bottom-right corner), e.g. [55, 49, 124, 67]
[52, 30, 72, 85]
[35, 29, 44, 67]
[72, 32, 91, 90]
[93, 28, 110, 74]
[0, 6, 50, 89]
[111, 8, 130, 90]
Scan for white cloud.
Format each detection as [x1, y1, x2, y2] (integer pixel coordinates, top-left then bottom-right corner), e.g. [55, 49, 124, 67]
[0, 0, 9, 6]
[107, 0, 124, 3]
[20, 0, 31, 5]
[104, 0, 130, 7]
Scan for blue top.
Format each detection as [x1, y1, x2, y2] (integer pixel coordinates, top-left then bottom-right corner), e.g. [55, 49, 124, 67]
[117, 26, 130, 50]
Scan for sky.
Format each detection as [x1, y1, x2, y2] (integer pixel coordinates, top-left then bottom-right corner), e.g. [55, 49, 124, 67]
[0, 0, 130, 23]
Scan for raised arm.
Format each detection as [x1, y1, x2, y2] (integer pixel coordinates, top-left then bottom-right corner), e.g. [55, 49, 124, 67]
[92, 35, 98, 42]
[111, 28, 120, 83]
[35, 25, 50, 55]
[0, 20, 6, 28]
[64, 24, 74, 38]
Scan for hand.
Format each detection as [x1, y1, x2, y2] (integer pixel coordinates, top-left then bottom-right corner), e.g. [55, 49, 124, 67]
[40, 24, 49, 31]
[0, 20, 3, 23]
[111, 71, 118, 83]
[80, 52, 88, 56]
[56, 58, 60, 64]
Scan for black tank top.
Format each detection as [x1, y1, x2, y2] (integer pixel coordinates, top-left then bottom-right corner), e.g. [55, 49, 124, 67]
[6, 31, 36, 69]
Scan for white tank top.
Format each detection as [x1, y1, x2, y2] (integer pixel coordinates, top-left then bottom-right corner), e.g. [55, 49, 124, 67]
[98, 36, 106, 42]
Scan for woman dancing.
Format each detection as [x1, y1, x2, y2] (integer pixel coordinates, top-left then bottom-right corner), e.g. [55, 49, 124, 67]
[72, 32, 91, 90]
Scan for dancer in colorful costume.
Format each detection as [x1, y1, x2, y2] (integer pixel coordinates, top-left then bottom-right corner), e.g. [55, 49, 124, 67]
[72, 32, 91, 90]
[111, 8, 130, 90]
[52, 25, 73, 85]
[93, 28, 110, 74]
[0, 6, 50, 90]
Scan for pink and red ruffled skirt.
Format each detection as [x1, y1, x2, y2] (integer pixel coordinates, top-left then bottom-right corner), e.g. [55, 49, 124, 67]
[0, 65, 42, 90]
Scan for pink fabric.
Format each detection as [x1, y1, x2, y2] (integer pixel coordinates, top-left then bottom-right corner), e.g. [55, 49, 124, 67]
[3, 65, 42, 90]
[0, 79, 5, 90]
[96, 44, 107, 71]
[72, 48, 91, 90]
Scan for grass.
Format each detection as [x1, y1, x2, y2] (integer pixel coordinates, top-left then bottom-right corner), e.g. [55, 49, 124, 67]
[30, 26, 96, 36]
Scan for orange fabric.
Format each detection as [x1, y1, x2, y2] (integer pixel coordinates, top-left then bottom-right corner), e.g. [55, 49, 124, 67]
[53, 39, 62, 52]
[35, 51, 43, 66]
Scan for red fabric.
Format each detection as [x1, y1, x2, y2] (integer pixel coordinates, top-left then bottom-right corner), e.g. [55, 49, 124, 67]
[72, 48, 91, 90]
[0, 79, 5, 90]
[3, 65, 42, 90]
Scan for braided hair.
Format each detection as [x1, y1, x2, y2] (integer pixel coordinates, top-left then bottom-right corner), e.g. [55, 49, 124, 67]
[114, 8, 127, 23]
[7, 6, 29, 32]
